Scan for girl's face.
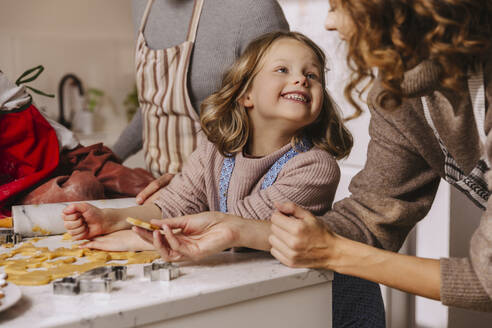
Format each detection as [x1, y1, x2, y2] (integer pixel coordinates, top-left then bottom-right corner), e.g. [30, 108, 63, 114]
[243, 38, 323, 134]
[325, 0, 354, 40]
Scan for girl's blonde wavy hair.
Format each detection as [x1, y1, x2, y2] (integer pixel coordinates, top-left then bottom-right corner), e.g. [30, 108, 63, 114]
[333, 0, 492, 117]
[200, 31, 353, 160]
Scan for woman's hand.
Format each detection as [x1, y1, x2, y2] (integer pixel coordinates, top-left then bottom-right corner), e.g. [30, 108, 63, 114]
[133, 211, 270, 262]
[269, 202, 342, 269]
[133, 212, 240, 261]
[136, 173, 175, 204]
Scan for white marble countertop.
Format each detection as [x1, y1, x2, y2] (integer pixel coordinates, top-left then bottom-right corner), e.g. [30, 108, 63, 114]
[0, 236, 333, 328]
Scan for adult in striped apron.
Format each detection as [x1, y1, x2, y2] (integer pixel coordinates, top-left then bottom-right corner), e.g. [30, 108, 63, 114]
[421, 67, 490, 209]
[136, 0, 203, 177]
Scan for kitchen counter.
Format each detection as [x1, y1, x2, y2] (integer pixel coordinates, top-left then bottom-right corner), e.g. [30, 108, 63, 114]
[0, 236, 333, 328]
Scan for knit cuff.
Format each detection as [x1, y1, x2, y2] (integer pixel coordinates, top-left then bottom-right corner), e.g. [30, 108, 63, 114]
[153, 190, 173, 219]
[440, 257, 492, 311]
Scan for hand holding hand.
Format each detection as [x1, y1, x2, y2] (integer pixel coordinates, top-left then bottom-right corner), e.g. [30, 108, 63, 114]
[136, 173, 175, 205]
[133, 211, 240, 262]
[62, 203, 122, 240]
[269, 202, 341, 269]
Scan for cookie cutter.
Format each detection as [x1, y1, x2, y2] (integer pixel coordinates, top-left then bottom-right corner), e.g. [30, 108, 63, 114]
[0, 229, 22, 244]
[143, 261, 180, 281]
[53, 265, 127, 295]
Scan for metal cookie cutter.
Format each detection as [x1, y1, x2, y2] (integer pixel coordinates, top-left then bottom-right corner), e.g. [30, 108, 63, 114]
[143, 261, 180, 281]
[53, 265, 127, 295]
[0, 229, 22, 244]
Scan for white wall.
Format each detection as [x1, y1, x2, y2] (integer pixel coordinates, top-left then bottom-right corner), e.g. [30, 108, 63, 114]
[0, 0, 135, 140]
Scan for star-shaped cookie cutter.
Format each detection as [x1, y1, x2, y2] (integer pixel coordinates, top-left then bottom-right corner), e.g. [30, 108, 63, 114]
[53, 265, 127, 295]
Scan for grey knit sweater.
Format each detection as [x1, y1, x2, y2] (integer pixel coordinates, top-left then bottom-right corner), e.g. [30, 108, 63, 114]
[112, 0, 289, 160]
[322, 59, 492, 311]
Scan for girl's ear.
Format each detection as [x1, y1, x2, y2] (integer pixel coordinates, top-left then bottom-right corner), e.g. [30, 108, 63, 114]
[241, 92, 254, 108]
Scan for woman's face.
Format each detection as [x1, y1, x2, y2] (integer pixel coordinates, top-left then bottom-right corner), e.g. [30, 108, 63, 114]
[325, 0, 354, 41]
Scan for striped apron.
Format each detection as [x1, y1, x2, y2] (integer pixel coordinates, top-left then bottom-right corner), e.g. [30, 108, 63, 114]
[136, 0, 203, 177]
[421, 67, 490, 209]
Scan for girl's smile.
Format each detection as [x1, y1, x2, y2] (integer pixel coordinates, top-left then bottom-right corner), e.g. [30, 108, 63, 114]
[281, 91, 311, 104]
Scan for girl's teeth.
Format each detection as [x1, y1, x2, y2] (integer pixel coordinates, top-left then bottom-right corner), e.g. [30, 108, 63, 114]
[285, 94, 307, 102]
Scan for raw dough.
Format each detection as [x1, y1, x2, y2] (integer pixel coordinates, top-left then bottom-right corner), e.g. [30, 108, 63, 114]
[126, 217, 160, 231]
[126, 217, 181, 235]
[0, 240, 160, 286]
[32, 226, 51, 235]
[62, 233, 72, 240]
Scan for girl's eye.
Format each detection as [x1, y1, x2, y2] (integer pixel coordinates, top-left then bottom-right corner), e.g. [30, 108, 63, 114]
[306, 73, 319, 80]
[276, 67, 287, 73]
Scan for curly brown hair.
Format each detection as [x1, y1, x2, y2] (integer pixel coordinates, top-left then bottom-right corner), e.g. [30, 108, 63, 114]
[200, 31, 353, 159]
[334, 0, 492, 115]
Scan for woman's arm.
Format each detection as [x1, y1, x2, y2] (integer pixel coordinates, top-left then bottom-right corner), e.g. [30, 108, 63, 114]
[269, 202, 441, 300]
[335, 236, 440, 300]
[320, 93, 442, 250]
[112, 109, 143, 161]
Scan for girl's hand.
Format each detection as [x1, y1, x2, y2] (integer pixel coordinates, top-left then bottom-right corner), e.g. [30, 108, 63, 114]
[80, 229, 154, 251]
[136, 173, 175, 205]
[269, 202, 341, 269]
[133, 212, 241, 262]
[62, 203, 122, 240]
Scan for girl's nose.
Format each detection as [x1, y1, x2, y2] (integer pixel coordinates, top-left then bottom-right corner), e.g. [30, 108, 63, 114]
[325, 12, 337, 31]
[294, 74, 309, 87]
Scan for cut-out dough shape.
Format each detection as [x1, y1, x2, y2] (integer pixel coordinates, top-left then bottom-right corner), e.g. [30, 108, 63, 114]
[126, 217, 161, 231]
[126, 217, 182, 235]
[0, 240, 160, 286]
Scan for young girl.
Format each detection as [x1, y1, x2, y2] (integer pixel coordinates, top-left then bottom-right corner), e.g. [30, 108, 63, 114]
[62, 31, 352, 247]
[268, 0, 492, 313]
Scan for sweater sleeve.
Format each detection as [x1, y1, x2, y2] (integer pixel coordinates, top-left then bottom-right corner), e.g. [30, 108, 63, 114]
[236, 0, 290, 56]
[111, 109, 143, 161]
[153, 139, 209, 218]
[229, 149, 340, 220]
[320, 100, 441, 251]
[441, 132, 492, 310]
[440, 257, 492, 311]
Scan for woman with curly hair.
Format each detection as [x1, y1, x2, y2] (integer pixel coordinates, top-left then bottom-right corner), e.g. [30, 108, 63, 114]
[269, 0, 492, 312]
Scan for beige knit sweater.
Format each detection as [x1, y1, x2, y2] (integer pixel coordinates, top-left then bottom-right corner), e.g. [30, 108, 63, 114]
[322, 59, 492, 311]
[155, 139, 340, 221]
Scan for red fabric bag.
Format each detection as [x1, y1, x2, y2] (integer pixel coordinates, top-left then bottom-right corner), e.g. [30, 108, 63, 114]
[0, 66, 59, 217]
[0, 103, 60, 216]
